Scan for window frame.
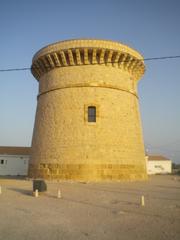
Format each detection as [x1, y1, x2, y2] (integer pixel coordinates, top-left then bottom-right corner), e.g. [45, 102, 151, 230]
[84, 104, 99, 124]
[88, 106, 96, 122]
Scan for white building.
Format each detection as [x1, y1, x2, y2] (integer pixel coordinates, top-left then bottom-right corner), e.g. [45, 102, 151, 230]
[0, 147, 30, 176]
[146, 155, 172, 175]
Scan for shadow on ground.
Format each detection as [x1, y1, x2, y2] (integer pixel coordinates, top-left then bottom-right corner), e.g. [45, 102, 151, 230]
[7, 187, 32, 196]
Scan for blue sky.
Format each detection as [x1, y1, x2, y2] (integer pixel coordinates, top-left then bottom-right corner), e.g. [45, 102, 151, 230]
[0, 0, 180, 163]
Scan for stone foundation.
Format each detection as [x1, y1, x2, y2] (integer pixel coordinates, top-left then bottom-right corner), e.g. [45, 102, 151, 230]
[28, 163, 147, 181]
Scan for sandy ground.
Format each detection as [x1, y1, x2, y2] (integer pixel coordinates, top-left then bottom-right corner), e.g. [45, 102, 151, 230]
[0, 175, 180, 240]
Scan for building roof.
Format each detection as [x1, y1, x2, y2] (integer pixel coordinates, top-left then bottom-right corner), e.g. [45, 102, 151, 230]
[148, 155, 170, 161]
[0, 146, 31, 155]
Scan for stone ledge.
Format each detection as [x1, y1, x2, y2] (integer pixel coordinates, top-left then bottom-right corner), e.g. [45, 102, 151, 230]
[37, 84, 138, 99]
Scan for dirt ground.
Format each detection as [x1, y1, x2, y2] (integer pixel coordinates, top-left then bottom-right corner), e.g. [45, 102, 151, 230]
[0, 175, 180, 240]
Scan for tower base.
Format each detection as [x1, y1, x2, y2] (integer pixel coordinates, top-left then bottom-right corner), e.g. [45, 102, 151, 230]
[28, 163, 147, 181]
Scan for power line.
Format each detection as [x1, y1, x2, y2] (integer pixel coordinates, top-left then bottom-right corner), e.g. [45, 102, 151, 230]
[144, 55, 180, 61]
[0, 55, 180, 72]
[0, 67, 30, 72]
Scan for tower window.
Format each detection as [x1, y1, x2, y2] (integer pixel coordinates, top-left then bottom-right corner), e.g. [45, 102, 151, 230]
[88, 106, 96, 122]
[1, 159, 4, 164]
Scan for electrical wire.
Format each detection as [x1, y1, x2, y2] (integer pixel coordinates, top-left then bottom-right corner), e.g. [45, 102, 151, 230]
[0, 67, 30, 72]
[0, 55, 180, 72]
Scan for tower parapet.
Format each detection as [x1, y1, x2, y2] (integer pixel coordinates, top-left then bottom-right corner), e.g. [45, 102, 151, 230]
[32, 39, 145, 81]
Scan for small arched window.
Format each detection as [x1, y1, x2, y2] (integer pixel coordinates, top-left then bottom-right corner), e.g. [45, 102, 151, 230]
[88, 106, 96, 122]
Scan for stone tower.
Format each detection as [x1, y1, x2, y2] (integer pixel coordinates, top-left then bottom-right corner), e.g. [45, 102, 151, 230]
[29, 39, 147, 181]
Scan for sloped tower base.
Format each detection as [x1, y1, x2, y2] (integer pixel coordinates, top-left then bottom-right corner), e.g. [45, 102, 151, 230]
[29, 164, 147, 181]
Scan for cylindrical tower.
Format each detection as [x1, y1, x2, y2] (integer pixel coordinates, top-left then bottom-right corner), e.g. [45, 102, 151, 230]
[29, 39, 147, 181]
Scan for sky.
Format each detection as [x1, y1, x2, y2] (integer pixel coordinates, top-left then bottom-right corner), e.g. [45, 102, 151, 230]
[0, 0, 180, 163]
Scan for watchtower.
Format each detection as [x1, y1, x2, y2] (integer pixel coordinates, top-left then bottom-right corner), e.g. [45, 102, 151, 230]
[29, 39, 147, 181]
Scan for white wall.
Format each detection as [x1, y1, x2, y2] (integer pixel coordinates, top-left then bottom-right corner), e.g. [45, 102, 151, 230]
[147, 160, 172, 175]
[0, 155, 29, 176]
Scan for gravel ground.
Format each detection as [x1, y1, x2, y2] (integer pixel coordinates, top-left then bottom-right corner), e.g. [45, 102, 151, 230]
[0, 175, 180, 240]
